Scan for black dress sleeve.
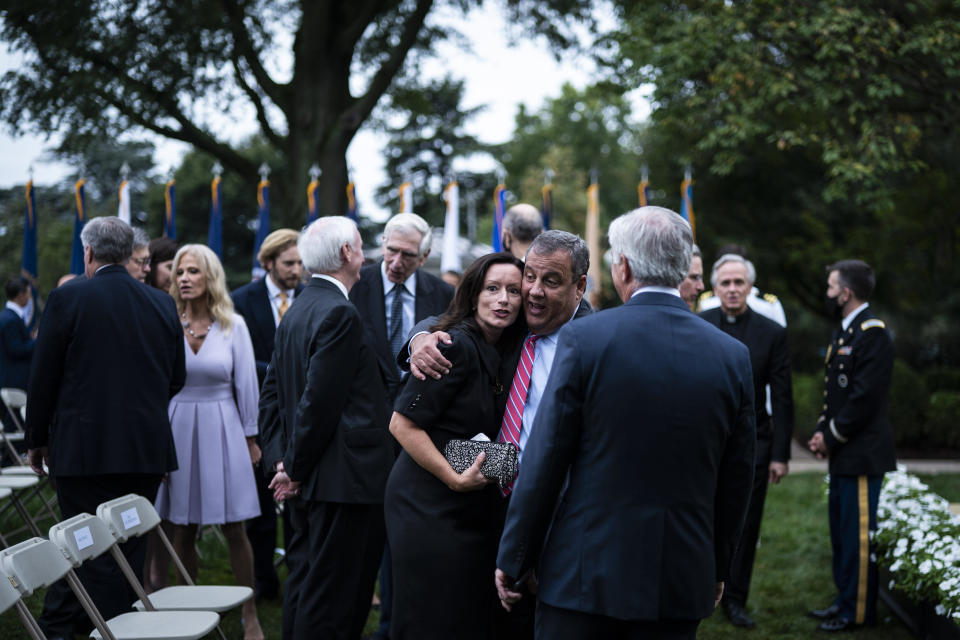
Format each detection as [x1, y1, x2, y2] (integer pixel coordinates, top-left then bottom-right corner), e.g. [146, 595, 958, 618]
[394, 329, 472, 432]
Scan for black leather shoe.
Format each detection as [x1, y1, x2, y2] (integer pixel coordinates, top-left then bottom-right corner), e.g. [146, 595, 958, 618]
[819, 616, 858, 632]
[722, 601, 756, 628]
[809, 604, 841, 620]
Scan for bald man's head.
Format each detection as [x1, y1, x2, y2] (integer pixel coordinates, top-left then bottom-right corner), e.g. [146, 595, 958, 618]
[502, 203, 544, 260]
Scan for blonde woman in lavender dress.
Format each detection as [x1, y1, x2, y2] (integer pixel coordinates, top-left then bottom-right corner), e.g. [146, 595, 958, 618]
[155, 244, 263, 640]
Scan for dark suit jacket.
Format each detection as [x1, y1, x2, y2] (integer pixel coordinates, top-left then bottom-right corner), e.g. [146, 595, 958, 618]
[0, 307, 34, 390]
[350, 263, 454, 408]
[231, 277, 304, 385]
[699, 307, 794, 465]
[497, 292, 756, 622]
[818, 307, 897, 476]
[260, 278, 394, 503]
[25, 265, 185, 476]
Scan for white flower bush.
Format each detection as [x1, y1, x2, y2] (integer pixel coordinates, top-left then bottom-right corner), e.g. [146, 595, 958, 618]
[876, 465, 960, 621]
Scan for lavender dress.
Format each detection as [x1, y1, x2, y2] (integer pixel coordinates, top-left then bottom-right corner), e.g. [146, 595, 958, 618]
[155, 313, 261, 525]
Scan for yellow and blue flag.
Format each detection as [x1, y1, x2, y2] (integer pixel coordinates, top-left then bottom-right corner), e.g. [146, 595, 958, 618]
[71, 179, 87, 275]
[541, 182, 553, 231]
[397, 181, 412, 214]
[252, 177, 270, 278]
[163, 179, 176, 239]
[491, 181, 506, 251]
[208, 174, 222, 257]
[680, 170, 695, 240]
[638, 167, 652, 207]
[346, 181, 358, 221]
[307, 176, 319, 224]
[21, 181, 38, 331]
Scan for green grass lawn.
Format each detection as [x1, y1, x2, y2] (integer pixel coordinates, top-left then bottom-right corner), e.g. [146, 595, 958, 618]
[0, 472, 943, 638]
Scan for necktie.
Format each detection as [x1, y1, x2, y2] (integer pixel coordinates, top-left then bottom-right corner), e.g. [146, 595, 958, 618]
[388, 284, 406, 358]
[277, 292, 289, 321]
[497, 334, 540, 495]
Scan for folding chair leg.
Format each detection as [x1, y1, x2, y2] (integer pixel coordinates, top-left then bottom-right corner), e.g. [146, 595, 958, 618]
[156, 521, 196, 586]
[0, 432, 20, 463]
[108, 545, 156, 612]
[14, 600, 45, 640]
[65, 569, 117, 640]
[7, 492, 42, 537]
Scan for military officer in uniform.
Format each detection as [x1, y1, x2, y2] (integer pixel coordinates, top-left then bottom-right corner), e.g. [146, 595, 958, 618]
[807, 259, 896, 632]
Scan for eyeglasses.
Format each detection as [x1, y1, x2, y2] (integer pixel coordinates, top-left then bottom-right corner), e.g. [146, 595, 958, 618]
[131, 257, 151, 268]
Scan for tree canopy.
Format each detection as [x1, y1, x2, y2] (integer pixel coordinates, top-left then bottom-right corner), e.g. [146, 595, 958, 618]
[0, 0, 594, 226]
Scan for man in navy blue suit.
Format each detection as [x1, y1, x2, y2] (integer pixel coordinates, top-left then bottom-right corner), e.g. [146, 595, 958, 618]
[232, 228, 303, 600]
[496, 206, 756, 639]
[0, 277, 35, 390]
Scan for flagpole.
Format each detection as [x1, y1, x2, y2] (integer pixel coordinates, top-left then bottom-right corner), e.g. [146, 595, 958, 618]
[253, 163, 271, 278]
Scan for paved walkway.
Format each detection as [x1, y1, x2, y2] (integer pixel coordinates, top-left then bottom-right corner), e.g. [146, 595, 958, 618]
[789, 439, 960, 474]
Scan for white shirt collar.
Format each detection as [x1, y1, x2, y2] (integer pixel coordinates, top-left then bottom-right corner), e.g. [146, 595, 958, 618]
[380, 261, 418, 297]
[312, 273, 349, 299]
[842, 302, 870, 331]
[264, 273, 294, 301]
[631, 285, 681, 298]
[5, 300, 26, 319]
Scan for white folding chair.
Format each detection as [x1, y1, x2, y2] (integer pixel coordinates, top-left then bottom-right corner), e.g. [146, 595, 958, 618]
[0, 388, 27, 433]
[0, 474, 48, 539]
[1, 534, 220, 640]
[0, 561, 45, 639]
[97, 495, 251, 631]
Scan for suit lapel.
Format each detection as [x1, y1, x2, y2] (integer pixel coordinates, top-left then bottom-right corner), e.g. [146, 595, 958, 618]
[415, 273, 433, 321]
[250, 279, 276, 349]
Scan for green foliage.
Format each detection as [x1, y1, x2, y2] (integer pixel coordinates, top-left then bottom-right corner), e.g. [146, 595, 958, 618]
[792, 372, 823, 439]
[889, 359, 929, 449]
[925, 391, 960, 450]
[926, 368, 960, 394]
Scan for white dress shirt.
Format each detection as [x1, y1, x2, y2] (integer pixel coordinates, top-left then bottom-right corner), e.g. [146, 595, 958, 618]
[265, 274, 296, 327]
[381, 262, 417, 344]
[842, 302, 870, 331]
[5, 300, 27, 322]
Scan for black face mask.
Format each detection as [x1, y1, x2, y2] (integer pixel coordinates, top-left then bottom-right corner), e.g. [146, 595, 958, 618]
[824, 293, 844, 320]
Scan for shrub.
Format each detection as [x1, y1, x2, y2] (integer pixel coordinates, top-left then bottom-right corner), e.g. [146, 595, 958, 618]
[926, 368, 960, 394]
[792, 372, 823, 438]
[925, 391, 960, 449]
[889, 359, 929, 449]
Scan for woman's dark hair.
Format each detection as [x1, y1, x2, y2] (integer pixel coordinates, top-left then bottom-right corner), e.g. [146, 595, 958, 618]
[433, 252, 526, 353]
[145, 237, 179, 288]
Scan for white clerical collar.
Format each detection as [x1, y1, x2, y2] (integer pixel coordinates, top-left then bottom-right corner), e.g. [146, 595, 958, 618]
[842, 302, 870, 331]
[380, 261, 417, 297]
[631, 285, 681, 298]
[312, 274, 349, 299]
[265, 273, 294, 301]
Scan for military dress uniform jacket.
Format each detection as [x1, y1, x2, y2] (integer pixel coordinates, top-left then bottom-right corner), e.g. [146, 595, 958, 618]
[817, 307, 897, 476]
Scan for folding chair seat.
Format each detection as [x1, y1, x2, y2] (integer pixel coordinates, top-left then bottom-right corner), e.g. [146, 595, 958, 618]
[1, 533, 220, 640]
[0, 562, 45, 639]
[97, 495, 252, 616]
[0, 474, 48, 538]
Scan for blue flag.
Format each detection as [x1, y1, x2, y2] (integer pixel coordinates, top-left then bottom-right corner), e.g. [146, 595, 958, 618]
[163, 179, 176, 239]
[252, 179, 270, 278]
[208, 175, 222, 258]
[22, 181, 38, 332]
[346, 181, 357, 221]
[541, 183, 553, 231]
[71, 179, 87, 275]
[491, 182, 506, 251]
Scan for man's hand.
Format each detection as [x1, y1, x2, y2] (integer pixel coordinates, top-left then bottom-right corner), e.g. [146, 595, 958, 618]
[409, 331, 453, 381]
[495, 569, 524, 612]
[268, 469, 300, 502]
[715, 582, 724, 608]
[768, 461, 789, 484]
[807, 431, 828, 459]
[27, 447, 48, 476]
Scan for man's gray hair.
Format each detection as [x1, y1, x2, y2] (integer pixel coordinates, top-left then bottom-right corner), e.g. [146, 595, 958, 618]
[299, 216, 359, 274]
[710, 254, 756, 288]
[692, 243, 702, 258]
[503, 203, 544, 243]
[383, 212, 431, 255]
[527, 230, 589, 280]
[80, 216, 134, 264]
[608, 207, 693, 288]
[132, 227, 151, 251]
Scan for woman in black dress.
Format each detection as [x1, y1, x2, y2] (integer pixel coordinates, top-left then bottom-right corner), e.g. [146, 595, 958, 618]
[385, 252, 525, 640]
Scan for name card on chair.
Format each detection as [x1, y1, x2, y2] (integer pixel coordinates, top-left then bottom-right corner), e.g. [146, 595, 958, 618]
[120, 507, 141, 530]
[74, 526, 93, 550]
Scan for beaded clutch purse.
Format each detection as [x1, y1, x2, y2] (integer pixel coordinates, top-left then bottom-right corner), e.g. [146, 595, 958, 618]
[443, 439, 519, 490]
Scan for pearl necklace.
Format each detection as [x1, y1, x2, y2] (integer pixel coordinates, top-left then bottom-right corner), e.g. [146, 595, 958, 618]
[181, 312, 212, 339]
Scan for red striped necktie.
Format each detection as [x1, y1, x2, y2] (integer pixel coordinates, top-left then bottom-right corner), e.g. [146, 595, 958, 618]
[497, 333, 540, 495]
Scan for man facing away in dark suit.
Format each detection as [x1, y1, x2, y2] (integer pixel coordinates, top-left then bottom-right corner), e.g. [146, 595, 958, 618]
[807, 259, 896, 633]
[495, 207, 756, 640]
[699, 253, 794, 629]
[260, 216, 395, 640]
[348, 211, 453, 640]
[231, 227, 303, 600]
[25, 216, 185, 639]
